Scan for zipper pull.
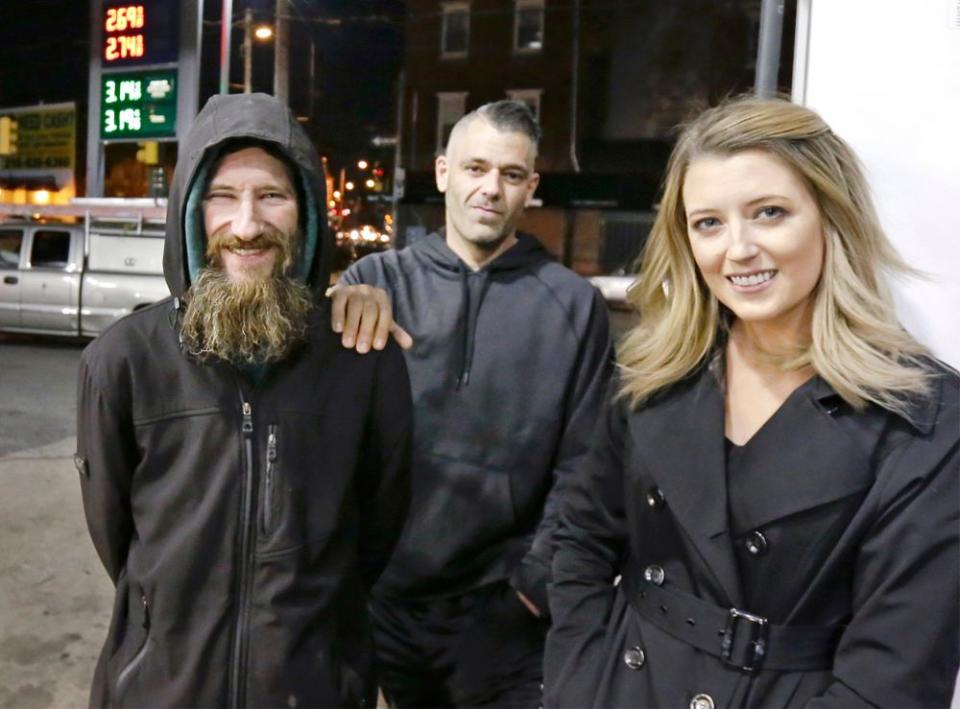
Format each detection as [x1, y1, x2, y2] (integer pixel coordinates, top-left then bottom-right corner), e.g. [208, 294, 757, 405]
[141, 594, 150, 630]
[241, 402, 253, 434]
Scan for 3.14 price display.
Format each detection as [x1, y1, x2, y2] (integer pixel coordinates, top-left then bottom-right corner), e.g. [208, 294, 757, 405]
[101, 70, 177, 140]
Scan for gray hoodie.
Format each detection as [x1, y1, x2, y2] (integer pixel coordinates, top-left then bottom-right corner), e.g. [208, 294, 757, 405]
[343, 230, 613, 613]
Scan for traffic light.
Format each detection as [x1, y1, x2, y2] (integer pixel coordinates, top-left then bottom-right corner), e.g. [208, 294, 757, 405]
[0, 116, 18, 155]
[136, 141, 159, 165]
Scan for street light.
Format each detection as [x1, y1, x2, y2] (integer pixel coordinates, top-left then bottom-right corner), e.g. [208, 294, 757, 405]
[243, 10, 275, 94]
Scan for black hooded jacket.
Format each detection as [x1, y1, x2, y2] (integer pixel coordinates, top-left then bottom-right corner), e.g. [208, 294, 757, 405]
[342, 231, 613, 611]
[76, 93, 412, 708]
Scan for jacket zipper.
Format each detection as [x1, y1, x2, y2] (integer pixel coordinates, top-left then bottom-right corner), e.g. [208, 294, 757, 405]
[229, 397, 255, 708]
[262, 425, 278, 535]
[115, 593, 151, 694]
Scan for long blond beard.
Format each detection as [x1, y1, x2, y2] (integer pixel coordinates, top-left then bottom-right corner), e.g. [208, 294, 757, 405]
[180, 268, 314, 365]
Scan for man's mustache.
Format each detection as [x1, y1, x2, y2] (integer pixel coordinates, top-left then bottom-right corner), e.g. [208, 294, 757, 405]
[207, 229, 286, 254]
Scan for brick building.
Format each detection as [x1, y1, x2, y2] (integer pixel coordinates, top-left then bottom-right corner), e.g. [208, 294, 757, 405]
[393, 0, 785, 274]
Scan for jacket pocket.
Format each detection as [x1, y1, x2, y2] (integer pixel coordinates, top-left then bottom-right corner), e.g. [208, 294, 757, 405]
[114, 591, 151, 700]
[260, 424, 279, 536]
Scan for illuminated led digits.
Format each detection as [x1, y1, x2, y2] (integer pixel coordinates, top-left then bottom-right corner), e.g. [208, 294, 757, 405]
[119, 108, 142, 131]
[103, 4, 147, 63]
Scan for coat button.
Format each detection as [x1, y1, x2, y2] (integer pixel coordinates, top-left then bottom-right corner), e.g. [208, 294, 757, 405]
[623, 645, 646, 669]
[645, 486, 666, 508]
[643, 564, 665, 586]
[745, 530, 768, 556]
[690, 694, 715, 709]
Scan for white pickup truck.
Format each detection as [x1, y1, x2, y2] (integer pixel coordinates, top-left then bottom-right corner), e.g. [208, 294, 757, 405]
[0, 199, 170, 338]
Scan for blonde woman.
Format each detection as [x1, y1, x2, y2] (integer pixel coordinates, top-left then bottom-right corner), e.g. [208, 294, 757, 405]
[544, 97, 959, 708]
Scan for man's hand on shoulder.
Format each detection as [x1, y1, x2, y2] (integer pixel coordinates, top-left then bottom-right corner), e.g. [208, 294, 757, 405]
[326, 283, 413, 353]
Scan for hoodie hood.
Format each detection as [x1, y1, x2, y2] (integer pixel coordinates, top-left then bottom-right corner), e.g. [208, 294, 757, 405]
[162, 93, 330, 298]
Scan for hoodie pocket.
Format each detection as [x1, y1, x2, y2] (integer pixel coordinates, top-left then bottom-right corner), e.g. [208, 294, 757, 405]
[382, 454, 517, 585]
[114, 591, 151, 700]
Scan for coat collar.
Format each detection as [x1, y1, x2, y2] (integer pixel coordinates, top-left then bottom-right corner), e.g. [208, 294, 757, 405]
[810, 373, 941, 436]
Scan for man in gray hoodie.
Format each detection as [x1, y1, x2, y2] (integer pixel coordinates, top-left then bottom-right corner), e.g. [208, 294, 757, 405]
[341, 100, 613, 707]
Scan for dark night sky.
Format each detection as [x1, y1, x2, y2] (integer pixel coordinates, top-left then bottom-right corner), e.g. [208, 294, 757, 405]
[0, 0, 405, 169]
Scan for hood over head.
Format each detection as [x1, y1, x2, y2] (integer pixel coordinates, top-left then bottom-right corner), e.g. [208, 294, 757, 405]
[162, 93, 330, 298]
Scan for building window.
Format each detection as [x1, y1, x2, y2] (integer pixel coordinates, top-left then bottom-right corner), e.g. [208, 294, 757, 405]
[514, 0, 544, 53]
[441, 2, 470, 58]
[507, 89, 542, 121]
[436, 92, 467, 153]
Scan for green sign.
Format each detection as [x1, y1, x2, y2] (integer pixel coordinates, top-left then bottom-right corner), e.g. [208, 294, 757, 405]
[101, 70, 177, 140]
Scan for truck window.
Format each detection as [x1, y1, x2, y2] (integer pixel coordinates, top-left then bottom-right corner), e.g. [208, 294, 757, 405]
[30, 230, 72, 269]
[0, 229, 23, 268]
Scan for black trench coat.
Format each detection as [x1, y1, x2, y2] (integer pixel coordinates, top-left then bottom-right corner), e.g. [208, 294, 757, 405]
[544, 364, 959, 708]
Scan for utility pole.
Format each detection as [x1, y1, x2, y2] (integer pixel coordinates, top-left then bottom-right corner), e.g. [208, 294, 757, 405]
[569, 0, 581, 173]
[243, 8, 253, 93]
[754, 0, 785, 97]
[219, 0, 233, 94]
[308, 36, 316, 121]
[273, 0, 290, 101]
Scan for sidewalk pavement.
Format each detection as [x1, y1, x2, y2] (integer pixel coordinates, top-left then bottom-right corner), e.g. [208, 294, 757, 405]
[0, 436, 111, 708]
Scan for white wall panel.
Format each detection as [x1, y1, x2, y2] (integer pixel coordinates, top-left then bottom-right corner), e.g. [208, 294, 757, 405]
[795, 0, 960, 368]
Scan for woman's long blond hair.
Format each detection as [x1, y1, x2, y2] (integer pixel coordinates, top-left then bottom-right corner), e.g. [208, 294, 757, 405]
[619, 96, 931, 416]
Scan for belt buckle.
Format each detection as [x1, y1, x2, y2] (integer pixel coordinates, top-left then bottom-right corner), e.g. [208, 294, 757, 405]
[721, 607, 768, 672]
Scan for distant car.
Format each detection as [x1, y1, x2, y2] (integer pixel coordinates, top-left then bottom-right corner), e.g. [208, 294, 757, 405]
[331, 224, 392, 273]
[589, 274, 637, 311]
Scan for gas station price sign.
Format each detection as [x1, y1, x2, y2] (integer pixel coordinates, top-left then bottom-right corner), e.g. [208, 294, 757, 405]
[100, 70, 177, 140]
[102, 1, 178, 66]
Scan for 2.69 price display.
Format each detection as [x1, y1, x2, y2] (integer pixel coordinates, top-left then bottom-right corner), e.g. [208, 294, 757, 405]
[105, 5, 144, 32]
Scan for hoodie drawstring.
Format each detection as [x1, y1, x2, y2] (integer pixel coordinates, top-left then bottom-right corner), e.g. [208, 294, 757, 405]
[169, 297, 186, 351]
[455, 264, 490, 390]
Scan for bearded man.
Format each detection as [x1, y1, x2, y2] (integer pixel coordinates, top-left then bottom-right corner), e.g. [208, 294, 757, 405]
[76, 93, 411, 708]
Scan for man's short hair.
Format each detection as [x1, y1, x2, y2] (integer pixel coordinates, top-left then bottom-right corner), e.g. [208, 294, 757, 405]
[444, 100, 541, 155]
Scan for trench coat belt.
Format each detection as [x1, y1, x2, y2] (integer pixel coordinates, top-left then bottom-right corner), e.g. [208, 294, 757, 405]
[623, 573, 843, 672]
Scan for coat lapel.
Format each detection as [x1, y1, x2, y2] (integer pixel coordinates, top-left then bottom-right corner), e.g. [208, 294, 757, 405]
[725, 382, 876, 535]
[630, 367, 745, 607]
